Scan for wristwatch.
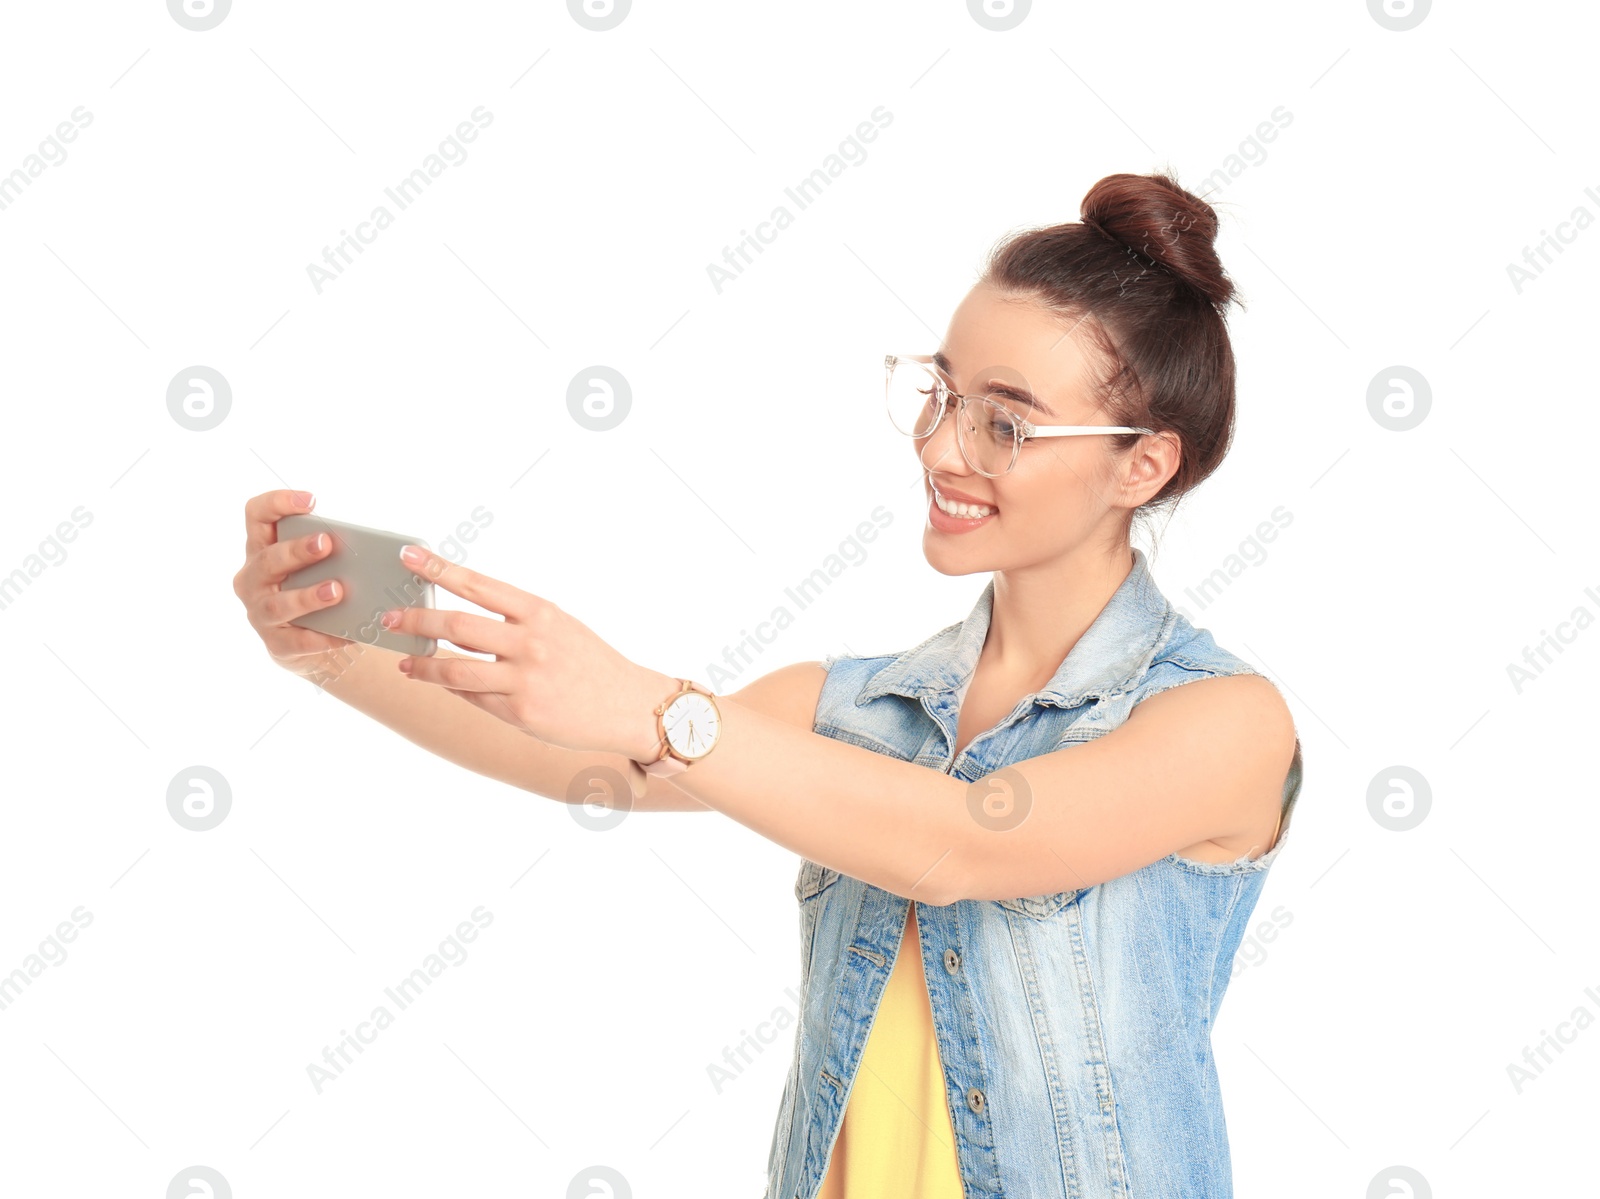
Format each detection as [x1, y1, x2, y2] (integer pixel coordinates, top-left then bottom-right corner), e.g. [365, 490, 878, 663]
[636, 678, 723, 777]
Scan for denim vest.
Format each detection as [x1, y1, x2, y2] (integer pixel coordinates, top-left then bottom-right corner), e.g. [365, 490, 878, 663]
[764, 548, 1304, 1199]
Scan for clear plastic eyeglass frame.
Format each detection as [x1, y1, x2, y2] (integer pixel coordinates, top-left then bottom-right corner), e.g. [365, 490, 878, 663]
[884, 353, 1155, 478]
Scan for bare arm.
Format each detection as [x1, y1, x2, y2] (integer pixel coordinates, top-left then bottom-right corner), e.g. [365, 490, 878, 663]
[287, 639, 716, 809]
[235, 487, 826, 812]
[662, 671, 1297, 904]
[287, 642, 826, 814]
[351, 537, 1296, 903]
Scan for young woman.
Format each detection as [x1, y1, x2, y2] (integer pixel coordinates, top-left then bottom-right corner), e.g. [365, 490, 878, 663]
[234, 170, 1303, 1199]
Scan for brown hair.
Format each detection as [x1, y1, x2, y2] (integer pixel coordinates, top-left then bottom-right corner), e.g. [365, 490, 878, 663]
[981, 170, 1242, 536]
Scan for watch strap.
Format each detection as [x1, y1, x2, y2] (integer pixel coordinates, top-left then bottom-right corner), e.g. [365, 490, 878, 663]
[641, 752, 690, 777]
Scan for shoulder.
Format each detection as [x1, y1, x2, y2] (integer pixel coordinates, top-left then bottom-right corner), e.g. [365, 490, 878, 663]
[1149, 613, 1291, 726]
[1110, 668, 1297, 861]
[1128, 620, 1298, 800]
[1130, 669, 1291, 740]
[1123, 666, 1297, 820]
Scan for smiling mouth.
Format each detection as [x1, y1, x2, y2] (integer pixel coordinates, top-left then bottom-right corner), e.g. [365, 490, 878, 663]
[930, 485, 998, 519]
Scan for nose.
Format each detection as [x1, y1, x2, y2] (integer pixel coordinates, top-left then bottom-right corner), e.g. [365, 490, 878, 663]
[917, 406, 971, 475]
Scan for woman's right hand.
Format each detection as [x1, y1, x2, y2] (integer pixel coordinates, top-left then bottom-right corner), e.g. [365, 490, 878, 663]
[233, 489, 353, 674]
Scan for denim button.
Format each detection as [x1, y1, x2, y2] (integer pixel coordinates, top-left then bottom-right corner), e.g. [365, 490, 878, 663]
[966, 1086, 986, 1115]
[943, 948, 960, 974]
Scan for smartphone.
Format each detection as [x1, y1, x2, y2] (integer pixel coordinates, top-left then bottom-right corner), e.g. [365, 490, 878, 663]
[275, 514, 438, 656]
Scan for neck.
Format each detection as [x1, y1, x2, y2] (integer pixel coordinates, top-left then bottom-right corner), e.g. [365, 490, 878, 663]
[984, 543, 1136, 690]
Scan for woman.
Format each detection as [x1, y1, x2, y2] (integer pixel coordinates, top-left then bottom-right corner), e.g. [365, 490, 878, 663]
[234, 169, 1303, 1199]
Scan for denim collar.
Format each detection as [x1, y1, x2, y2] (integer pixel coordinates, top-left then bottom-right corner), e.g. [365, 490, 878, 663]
[855, 547, 1173, 710]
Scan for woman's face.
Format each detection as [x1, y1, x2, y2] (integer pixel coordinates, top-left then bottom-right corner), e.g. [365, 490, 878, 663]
[915, 280, 1177, 575]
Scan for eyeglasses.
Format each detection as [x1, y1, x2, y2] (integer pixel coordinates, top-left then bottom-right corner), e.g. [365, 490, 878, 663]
[884, 354, 1154, 478]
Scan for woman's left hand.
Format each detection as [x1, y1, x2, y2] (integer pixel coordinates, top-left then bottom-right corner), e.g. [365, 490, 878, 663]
[379, 544, 674, 761]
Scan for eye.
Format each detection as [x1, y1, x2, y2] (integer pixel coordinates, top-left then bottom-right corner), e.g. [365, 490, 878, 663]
[986, 409, 1020, 437]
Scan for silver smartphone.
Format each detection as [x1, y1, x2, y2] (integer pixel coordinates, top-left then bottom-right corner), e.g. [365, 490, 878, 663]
[275, 514, 437, 656]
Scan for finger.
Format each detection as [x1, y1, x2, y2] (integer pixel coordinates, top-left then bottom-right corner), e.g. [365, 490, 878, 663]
[256, 575, 345, 627]
[400, 652, 517, 695]
[397, 544, 537, 622]
[381, 606, 517, 657]
[236, 528, 346, 607]
[249, 528, 335, 592]
[440, 642, 495, 658]
[244, 489, 317, 556]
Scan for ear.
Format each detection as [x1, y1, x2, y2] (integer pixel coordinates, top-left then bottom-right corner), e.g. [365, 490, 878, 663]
[1117, 430, 1181, 508]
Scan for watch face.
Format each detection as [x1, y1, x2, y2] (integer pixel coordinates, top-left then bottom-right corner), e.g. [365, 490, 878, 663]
[663, 691, 721, 760]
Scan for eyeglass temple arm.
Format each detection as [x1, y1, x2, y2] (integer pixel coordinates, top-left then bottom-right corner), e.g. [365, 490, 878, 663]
[1024, 424, 1155, 437]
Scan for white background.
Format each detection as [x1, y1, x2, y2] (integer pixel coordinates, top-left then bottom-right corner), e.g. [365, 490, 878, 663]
[1, 1, 1595, 1196]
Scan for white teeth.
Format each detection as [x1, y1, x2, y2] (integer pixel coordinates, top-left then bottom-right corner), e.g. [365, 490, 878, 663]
[933, 490, 995, 519]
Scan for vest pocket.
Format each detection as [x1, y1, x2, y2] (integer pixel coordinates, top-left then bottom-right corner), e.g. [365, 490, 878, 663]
[794, 858, 841, 902]
[996, 889, 1078, 918]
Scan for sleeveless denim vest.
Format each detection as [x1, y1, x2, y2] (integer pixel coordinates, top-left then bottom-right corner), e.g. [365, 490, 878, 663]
[764, 548, 1304, 1199]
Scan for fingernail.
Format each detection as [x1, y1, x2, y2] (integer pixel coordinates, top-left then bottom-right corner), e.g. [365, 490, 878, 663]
[399, 545, 424, 565]
[398, 658, 413, 674]
[310, 533, 326, 553]
[294, 491, 315, 510]
[317, 580, 337, 601]
[381, 610, 400, 628]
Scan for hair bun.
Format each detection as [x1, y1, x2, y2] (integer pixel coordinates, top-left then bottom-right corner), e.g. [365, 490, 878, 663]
[1080, 172, 1234, 310]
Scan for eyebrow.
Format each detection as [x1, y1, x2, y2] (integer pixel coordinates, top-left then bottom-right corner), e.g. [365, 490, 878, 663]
[932, 351, 1055, 417]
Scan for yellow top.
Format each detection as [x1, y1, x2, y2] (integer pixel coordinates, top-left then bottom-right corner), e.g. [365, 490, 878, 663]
[816, 903, 965, 1198]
